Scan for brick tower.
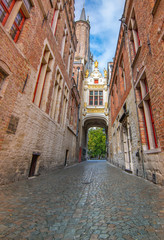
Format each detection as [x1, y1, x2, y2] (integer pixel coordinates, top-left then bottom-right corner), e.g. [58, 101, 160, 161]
[74, 5, 92, 72]
[73, 5, 93, 162]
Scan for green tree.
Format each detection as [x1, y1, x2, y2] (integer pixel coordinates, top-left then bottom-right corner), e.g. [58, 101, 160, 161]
[88, 128, 106, 159]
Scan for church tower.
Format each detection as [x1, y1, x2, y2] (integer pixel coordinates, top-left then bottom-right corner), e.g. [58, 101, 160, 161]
[74, 5, 92, 71]
[72, 4, 93, 162]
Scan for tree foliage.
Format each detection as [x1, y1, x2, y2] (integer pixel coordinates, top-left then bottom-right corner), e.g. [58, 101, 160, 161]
[88, 128, 106, 159]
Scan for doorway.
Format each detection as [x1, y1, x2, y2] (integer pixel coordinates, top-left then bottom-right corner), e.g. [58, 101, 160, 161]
[29, 154, 39, 177]
[64, 150, 69, 166]
[123, 124, 130, 170]
[122, 119, 132, 171]
[87, 127, 107, 160]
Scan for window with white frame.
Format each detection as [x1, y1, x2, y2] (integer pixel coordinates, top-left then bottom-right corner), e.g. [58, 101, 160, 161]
[0, 0, 33, 42]
[120, 57, 126, 92]
[61, 85, 69, 126]
[23, 0, 32, 12]
[129, 9, 140, 55]
[114, 77, 118, 109]
[61, 24, 68, 58]
[136, 72, 158, 150]
[67, 43, 73, 75]
[89, 90, 103, 106]
[51, 1, 61, 36]
[50, 68, 63, 123]
[0, 0, 15, 25]
[69, 96, 74, 125]
[33, 44, 54, 112]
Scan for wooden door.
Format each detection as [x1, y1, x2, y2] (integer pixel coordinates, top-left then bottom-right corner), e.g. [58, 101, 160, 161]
[29, 155, 38, 177]
[123, 126, 130, 170]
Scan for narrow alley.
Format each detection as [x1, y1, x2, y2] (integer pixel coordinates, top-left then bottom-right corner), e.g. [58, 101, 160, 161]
[0, 161, 163, 240]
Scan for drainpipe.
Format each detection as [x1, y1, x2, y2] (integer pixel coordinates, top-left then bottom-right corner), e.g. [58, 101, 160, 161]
[120, 16, 146, 178]
[77, 67, 80, 89]
[76, 104, 80, 137]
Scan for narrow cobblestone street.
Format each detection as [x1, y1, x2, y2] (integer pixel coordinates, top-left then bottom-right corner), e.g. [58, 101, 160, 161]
[0, 161, 164, 240]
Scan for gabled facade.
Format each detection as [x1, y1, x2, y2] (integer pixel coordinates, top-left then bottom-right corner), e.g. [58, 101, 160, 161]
[83, 61, 108, 122]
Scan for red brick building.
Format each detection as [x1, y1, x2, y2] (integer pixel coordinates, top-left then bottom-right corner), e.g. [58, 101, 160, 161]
[108, 0, 164, 184]
[0, 0, 79, 184]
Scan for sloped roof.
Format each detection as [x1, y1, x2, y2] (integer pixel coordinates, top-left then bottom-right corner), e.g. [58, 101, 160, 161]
[80, 8, 86, 21]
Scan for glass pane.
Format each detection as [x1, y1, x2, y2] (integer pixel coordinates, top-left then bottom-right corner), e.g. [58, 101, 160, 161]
[99, 100, 103, 105]
[95, 100, 98, 105]
[95, 91, 98, 96]
[0, 5, 6, 23]
[90, 96, 93, 100]
[99, 91, 103, 96]
[23, 0, 32, 12]
[95, 96, 98, 100]
[10, 23, 18, 39]
[15, 11, 23, 26]
[90, 91, 93, 96]
[3, 0, 13, 9]
[90, 101, 93, 105]
[100, 96, 103, 100]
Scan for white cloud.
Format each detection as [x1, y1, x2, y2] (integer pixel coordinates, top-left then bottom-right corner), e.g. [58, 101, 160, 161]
[75, 0, 125, 72]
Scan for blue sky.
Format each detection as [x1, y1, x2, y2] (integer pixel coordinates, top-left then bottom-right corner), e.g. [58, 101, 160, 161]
[75, 0, 125, 73]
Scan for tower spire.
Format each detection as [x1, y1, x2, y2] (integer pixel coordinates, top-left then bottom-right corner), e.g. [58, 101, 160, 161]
[80, 4, 86, 21]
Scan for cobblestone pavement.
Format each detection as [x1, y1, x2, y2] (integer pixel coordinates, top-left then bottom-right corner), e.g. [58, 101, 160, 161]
[0, 161, 164, 240]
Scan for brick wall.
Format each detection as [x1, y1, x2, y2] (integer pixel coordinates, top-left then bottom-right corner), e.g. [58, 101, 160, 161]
[0, 0, 79, 184]
[109, 0, 164, 185]
[75, 21, 90, 63]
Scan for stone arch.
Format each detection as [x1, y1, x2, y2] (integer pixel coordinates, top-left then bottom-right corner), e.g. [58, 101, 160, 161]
[80, 116, 108, 161]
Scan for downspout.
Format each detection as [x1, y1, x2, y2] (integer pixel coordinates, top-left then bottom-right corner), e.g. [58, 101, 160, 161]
[76, 104, 80, 137]
[77, 67, 80, 89]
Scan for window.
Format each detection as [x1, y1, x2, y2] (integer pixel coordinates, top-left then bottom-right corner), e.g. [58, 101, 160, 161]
[114, 77, 118, 109]
[51, 1, 61, 36]
[136, 72, 158, 150]
[50, 69, 63, 122]
[99, 91, 103, 105]
[61, 85, 69, 126]
[89, 91, 93, 105]
[89, 90, 103, 106]
[23, 0, 32, 12]
[61, 24, 68, 58]
[0, 68, 7, 92]
[0, 0, 15, 25]
[69, 96, 77, 130]
[94, 79, 98, 84]
[10, 9, 25, 42]
[120, 58, 126, 93]
[0, 0, 33, 42]
[94, 91, 98, 105]
[69, 97, 74, 125]
[129, 9, 140, 55]
[67, 44, 73, 75]
[33, 45, 54, 112]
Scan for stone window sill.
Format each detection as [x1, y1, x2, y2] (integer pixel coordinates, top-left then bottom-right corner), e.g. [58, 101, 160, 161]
[144, 148, 161, 154]
[152, 0, 161, 16]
